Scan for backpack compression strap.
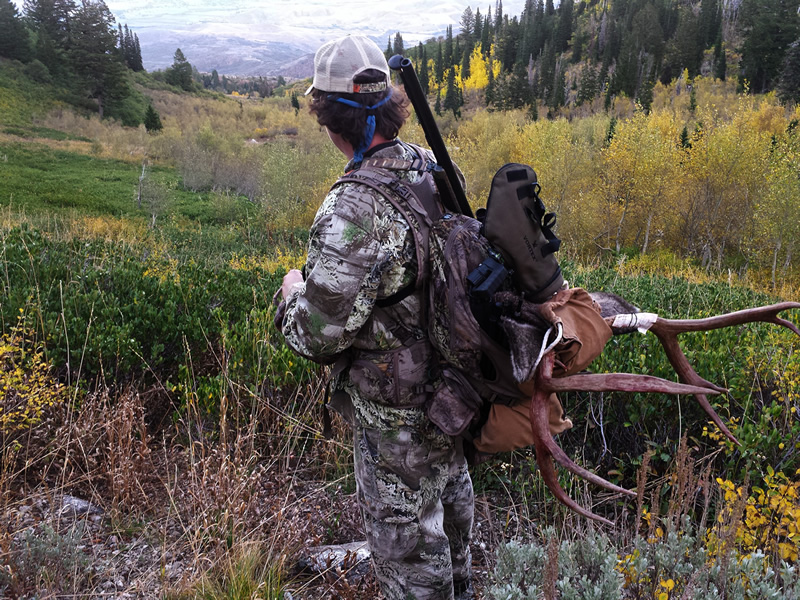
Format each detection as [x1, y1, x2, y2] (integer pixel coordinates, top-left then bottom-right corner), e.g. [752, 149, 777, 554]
[334, 147, 443, 308]
[518, 180, 561, 257]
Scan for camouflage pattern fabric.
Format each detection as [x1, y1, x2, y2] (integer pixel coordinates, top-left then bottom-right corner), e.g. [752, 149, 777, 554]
[354, 417, 473, 600]
[280, 141, 474, 599]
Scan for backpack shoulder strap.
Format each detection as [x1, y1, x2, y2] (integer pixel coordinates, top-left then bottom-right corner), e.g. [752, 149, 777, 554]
[343, 143, 444, 224]
[334, 145, 444, 296]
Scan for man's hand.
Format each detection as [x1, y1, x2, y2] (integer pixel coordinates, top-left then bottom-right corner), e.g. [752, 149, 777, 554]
[280, 269, 304, 300]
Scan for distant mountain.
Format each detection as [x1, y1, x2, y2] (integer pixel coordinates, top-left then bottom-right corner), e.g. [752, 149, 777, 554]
[101, 0, 526, 77]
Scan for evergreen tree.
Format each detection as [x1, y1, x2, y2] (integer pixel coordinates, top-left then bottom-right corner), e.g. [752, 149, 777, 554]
[417, 42, 429, 94]
[481, 10, 491, 54]
[714, 34, 726, 81]
[637, 76, 655, 113]
[538, 40, 556, 102]
[679, 125, 691, 149]
[528, 97, 538, 121]
[0, 0, 33, 61]
[23, 0, 75, 77]
[486, 58, 496, 107]
[494, 71, 509, 109]
[211, 69, 220, 89]
[119, 23, 143, 71]
[69, 0, 127, 119]
[443, 67, 461, 117]
[571, 29, 583, 64]
[23, 0, 74, 46]
[498, 14, 520, 71]
[474, 8, 482, 45]
[604, 116, 617, 146]
[662, 6, 702, 81]
[576, 63, 598, 105]
[508, 60, 531, 109]
[631, 3, 665, 60]
[435, 40, 443, 84]
[461, 39, 471, 80]
[291, 91, 300, 115]
[165, 48, 193, 91]
[132, 32, 142, 71]
[554, 0, 573, 53]
[495, 0, 504, 33]
[518, 0, 535, 64]
[778, 38, 800, 105]
[392, 32, 404, 56]
[444, 25, 453, 66]
[122, 24, 131, 62]
[612, 35, 639, 98]
[460, 6, 475, 41]
[698, 0, 721, 49]
[739, 0, 800, 94]
[549, 62, 565, 110]
[531, 0, 546, 59]
[143, 103, 162, 132]
[385, 37, 392, 60]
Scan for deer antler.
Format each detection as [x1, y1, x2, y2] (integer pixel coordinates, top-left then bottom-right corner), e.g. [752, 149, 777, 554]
[529, 301, 800, 524]
[650, 302, 800, 444]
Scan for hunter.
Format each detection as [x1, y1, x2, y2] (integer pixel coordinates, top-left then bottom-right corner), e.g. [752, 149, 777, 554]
[275, 35, 474, 600]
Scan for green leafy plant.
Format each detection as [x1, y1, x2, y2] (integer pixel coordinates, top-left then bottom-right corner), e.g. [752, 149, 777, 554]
[5, 523, 91, 596]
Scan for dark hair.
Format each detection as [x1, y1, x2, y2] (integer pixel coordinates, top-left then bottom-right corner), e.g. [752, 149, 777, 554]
[309, 69, 410, 150]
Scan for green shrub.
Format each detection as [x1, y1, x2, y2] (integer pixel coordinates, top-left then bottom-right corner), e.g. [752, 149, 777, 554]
[487, 529, 623, 599]
[488, 518, 800, 600]
[24, 59, 52, 84]
[0, 225, 316, 415]
[4, 523, 92, 596]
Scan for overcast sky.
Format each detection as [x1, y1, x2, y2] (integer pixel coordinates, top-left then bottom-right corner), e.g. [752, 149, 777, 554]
[12, 0, 529, 74]
[12, 0, 528, 46]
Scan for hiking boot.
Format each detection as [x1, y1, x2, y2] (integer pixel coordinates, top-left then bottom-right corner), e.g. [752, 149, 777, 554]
[454, 578, 475, 600]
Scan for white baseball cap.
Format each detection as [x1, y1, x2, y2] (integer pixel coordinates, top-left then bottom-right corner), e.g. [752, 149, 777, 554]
[305, 35, 390, 95]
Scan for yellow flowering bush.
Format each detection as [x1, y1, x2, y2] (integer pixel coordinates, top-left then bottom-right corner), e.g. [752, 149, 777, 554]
[228, 248, 306, 275]
[709, 470, 800, 563]
[0, 317, 66, 435]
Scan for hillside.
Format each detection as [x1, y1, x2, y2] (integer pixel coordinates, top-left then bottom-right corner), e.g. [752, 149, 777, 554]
[4, 1, 800, 114]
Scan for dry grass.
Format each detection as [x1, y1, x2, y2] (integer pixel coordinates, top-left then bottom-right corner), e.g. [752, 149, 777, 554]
[0, 332, 579, 599]
[0, 331, 377, 598]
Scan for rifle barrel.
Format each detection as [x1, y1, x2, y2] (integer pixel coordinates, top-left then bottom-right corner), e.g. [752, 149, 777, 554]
[388, 55, 473, 218]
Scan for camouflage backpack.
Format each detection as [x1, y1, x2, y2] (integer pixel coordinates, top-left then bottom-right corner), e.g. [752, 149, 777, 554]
[337, 147, 563, 435]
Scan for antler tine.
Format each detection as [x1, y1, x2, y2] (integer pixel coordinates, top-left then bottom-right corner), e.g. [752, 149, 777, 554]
[544, 372, 723, 397]
[649, 302, 800, 445]
[652, 302, 800, 336]
[690, 392, 737, 444]
[527, 302, 799, 522]
[530, 353, 636, 526]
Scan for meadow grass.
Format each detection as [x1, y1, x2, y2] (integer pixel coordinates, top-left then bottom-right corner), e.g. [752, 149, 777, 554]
[0, 141, 256, 224]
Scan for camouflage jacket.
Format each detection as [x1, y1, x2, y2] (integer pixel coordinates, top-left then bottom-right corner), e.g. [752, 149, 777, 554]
[281, 140, 454, 430]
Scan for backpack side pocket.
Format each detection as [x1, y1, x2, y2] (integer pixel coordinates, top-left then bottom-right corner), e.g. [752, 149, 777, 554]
[427, 367, 483, 436]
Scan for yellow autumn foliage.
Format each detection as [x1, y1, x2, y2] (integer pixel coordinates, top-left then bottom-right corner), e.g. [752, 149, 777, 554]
[0, 317, 66, 434]
[709, 471, 800, 562]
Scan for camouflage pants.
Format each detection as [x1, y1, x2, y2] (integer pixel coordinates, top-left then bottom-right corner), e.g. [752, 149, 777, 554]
[353, 419, 474, 600]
